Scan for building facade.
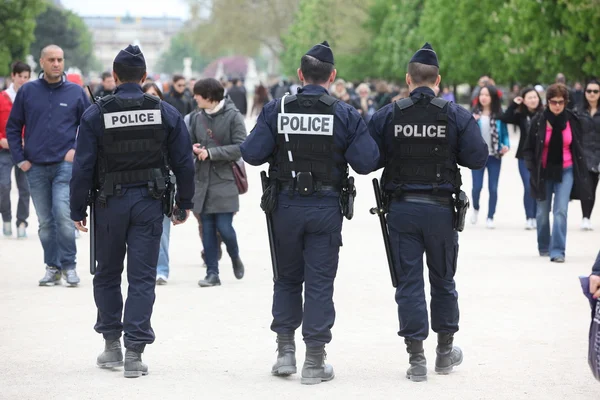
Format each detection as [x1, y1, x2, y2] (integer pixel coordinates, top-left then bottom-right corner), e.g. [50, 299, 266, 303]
[83, 14, 184, 73]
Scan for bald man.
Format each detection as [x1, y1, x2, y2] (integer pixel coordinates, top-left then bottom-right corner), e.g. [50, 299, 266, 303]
[7, 45, 91, 286]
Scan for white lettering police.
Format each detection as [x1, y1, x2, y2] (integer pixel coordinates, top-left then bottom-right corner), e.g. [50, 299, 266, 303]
[278, 113, 334, 136]
[104, 110, 162, 129]
[394, 124, 446, 138]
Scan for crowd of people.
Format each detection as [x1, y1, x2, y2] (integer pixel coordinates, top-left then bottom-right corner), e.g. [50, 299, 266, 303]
[1, 53, 599, 281]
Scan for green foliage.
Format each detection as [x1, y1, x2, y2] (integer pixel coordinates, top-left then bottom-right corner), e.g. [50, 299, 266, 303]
[281, 0, 373, 82]
[156, 32, 211, 74]
[30, 5, 97, 74]
[0, 0, 46, 76]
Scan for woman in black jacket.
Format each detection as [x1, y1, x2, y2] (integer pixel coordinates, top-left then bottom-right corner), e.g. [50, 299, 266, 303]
[523, 83, 592, 263]
[501, 87, 544, 230]
[578, 80, 600, 230]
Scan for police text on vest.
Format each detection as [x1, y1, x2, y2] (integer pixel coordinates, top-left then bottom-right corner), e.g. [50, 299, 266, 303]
[104, 110, 163, 129]
[278, 113, 334, 136]
[395, 124, 446, 138]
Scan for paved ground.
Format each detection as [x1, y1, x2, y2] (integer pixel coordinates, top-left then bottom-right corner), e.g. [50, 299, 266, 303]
[0, 129, 598, 399]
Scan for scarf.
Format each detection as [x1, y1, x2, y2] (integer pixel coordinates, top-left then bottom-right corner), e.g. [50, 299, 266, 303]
[489, 116, 500, 157]
[5, 84, 17, 103]
[205, 99, 225, 115]
[544, 108, 568, 182]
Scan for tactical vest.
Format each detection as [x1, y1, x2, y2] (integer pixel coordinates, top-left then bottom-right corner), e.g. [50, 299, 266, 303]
[384, 96, 461, 190]
[275, 93, 343, 187]
[96, 94, 168, 201]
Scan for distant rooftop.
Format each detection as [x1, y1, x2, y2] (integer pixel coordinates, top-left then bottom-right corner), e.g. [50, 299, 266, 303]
[82, 15, 184, 29]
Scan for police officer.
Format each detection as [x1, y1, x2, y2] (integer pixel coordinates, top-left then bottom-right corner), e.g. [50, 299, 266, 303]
[368, 43, 488, 382]
[241, 41, 379, 385]
[69, 45, 195, 378]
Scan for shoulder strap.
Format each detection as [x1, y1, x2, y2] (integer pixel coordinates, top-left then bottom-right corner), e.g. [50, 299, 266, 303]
[284, 94, 296, 105]
[319, 94, 337, 106]
[396, 97, 414, 111]
[430, 97, 449, 109]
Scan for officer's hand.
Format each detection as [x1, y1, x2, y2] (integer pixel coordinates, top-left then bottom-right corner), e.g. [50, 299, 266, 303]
[74, 218, 88, 233]
[64, 149, 75, 163]
[172, 209, 190, 225]
[0, 138, 8, 149]
[513, 96, 523, 105]
[20, 161, 32, 172]
[590, 275, 600, 299]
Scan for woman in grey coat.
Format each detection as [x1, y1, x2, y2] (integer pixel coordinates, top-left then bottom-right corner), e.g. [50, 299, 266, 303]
[189, 78, 247, 287]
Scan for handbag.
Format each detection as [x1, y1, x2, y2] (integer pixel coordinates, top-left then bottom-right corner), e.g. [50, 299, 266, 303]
[198, 113, 248, 194]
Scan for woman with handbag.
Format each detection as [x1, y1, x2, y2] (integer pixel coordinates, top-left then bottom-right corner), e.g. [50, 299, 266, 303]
[190, 78, 248, 287]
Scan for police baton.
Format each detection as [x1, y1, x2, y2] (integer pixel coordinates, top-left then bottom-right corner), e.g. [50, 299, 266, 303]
[369, 178, 398, 288]
[260, 171, 279, 281]
[89, 199, 97, 275]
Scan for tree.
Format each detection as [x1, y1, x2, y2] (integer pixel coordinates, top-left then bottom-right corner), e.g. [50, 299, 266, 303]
[0, 0, 46, 76]
[280, 0, 374, 82]
[155, 32, 211, 75]
[30, 5, 96, 74]
[186, 0, 300, 58]
[366, 0, 425, 81]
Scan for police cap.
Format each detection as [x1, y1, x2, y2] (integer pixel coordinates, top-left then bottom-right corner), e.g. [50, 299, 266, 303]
[305, 41, 335, 65]
[409, 42, 439, 68]
[114, 44, 146, 69]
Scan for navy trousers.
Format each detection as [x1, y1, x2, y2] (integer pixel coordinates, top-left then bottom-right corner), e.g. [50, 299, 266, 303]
[93, 187, 163, 352]
[387, 200, 459, 341]
[270, 203, 343, 347]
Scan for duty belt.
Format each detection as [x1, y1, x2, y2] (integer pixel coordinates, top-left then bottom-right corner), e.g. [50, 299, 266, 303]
[280, 183, 340, 193]
[393, 192, 453, 207]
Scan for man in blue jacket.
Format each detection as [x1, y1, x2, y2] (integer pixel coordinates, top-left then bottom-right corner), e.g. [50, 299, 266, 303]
[241, 41, 380, 385]
[70, 44, 195, 378]
[368, 43, 488, 382]
[7, 45, 91, 286]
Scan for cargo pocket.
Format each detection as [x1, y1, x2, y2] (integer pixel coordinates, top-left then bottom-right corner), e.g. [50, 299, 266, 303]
[330, 232, 343, 248]
[445, 241, 459, 280]
[151, 220, 163, 237]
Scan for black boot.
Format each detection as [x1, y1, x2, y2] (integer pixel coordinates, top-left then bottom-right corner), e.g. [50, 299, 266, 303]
[124, 349, 148, 378]
[96, 338, 123, 368]
[232, 256, 245, 280]
[301, 345, 334, 385]
[405, 339, 427, 382]
[435, 333, 463, 374]
[198, 273, 221, 287]
[271, 333, 296, 376]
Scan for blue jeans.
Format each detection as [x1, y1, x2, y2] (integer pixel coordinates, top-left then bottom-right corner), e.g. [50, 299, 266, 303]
[157, 216, 171, 277]
[518, 159, 537, 219]
[26, 161, 76, 270]
[200, 212, 239, 276]
[472, 155, 502, 219]
[536, 167, 574, 258]
[0, 150, 30, 226]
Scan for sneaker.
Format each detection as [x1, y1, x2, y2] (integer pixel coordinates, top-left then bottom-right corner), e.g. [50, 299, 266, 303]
[532, 219, 537, 229]
[62, 269, 80, 287]
[525, 219, 535, 230]
[551, 256, 565, 263]
[156, 275, 168, 285]
[486, 218, 495, 229]
[2, 221, 11, 237]
[17, 222, 26, 239]
[539, 251, 549, 257]
[581, 218, 593, 231]
[470, 210, 479, 225]
[39, 267, 62, 286]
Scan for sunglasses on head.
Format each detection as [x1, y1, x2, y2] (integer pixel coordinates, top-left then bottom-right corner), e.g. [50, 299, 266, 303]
[587, 89, 600, 94]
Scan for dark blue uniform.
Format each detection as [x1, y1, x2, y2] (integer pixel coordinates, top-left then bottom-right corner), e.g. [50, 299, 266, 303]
[241, 84, 380, 346]
[70, 83, 195, 352]
[368, 87, 487, 341]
